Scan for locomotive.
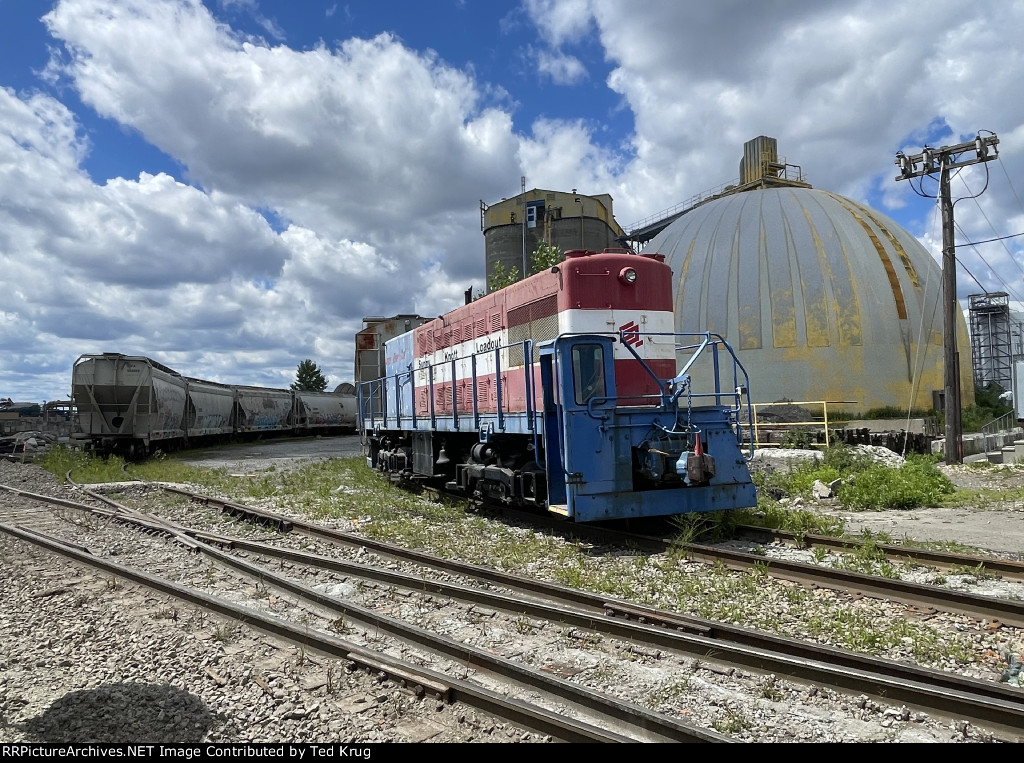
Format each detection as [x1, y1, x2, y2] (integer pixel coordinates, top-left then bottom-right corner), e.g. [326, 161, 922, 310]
[356, 248, 757, 522]
[72, 353, 356, 456]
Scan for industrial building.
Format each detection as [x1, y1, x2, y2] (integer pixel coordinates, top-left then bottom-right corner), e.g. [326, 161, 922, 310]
[629, 136, 974, 412]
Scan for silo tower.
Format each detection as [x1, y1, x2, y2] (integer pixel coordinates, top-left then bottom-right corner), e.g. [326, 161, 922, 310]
[481, 187, 627, 289]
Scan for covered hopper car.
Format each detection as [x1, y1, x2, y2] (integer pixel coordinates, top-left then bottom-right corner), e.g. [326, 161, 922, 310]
[72, 353, 356, 456]
[356, 248, 757, 523]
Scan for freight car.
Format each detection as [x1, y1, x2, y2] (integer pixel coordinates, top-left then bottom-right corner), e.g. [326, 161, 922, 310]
[72, 353, 356, 456]
[356, 248, 757, 523]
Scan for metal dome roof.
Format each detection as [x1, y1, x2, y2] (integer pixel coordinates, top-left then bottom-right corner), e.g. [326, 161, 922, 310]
[647, 186, 973, 411]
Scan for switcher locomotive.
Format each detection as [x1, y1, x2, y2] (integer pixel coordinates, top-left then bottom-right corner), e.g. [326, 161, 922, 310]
[356, 248, 757, 522]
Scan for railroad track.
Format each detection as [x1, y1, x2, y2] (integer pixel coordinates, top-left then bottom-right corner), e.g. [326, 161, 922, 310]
[166, 483, 1024, 630]
[5, 475, 1024, 741]
[0, 480, 727, 743]
[456, 503, 1024, 629]
[163, 484, 1024, 741]
[731, 524, 1024, 579]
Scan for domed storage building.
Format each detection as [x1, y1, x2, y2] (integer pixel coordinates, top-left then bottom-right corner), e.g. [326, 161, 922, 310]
[640, 136, 973, 412]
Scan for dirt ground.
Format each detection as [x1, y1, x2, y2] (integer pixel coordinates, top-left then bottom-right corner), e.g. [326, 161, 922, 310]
[177, 434, 365, 473]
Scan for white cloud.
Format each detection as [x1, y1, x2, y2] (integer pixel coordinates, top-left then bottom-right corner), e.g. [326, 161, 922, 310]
[517, 0, 1024, 252]
[536, 49, 587, 86]
[523, 0, 594, 47]
[42, 2, 519, 235]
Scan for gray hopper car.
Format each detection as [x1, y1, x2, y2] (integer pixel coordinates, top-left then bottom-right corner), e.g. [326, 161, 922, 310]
[72, 353, 356, 456]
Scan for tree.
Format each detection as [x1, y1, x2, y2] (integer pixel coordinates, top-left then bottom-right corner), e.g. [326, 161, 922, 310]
[487, 261, 521, 293]
[291, 359, 329, 392]
[487, 243, 564, 293]
[530, 241, 562, 272]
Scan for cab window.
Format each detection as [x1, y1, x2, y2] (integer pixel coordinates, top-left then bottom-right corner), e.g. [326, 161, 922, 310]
[572, 344, 606, 404]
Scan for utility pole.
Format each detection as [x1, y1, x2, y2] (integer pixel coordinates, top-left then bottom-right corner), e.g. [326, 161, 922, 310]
[895, 133, 999, 464]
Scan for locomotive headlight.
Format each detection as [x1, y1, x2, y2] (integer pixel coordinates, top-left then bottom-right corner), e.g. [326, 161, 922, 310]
[619, 267, 638, 285]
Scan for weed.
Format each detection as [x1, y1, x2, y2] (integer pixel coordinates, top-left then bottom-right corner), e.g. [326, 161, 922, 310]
[713, 709, 750, 734]
[838, 456, 954, 510]
[750, 561, 770, 578]
[587, 663, 616, 683]
[812, 546, 829, 564]
[646, 677, 691, 706]
[737, 501, 846, 537]
[778, 426, 821, 450]
[556, 563, 588, 589]
[41, 446, 129, 484]
[949, 562, 995, 582]
[329, 617, 351, 634]
[759, 674, 784, 701]
[513, 617, 535, 635]
[831, 534, 900, 578]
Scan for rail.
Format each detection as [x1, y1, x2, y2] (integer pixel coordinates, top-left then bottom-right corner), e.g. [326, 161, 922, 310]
[356, 337, 540, 439]
[751, 400, 857, 449]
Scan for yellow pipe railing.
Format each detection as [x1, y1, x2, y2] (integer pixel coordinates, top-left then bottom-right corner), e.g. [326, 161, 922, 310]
[750, 400, 857, 448]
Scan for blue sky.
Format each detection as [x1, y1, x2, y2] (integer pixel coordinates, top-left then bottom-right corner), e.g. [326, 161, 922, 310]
[1, 0, 1023, 403]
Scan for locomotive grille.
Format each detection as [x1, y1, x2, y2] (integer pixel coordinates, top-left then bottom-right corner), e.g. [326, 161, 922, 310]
[508, 295, 558, 366]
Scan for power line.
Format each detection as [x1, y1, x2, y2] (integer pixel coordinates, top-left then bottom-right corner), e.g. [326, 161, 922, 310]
[955, 170, 1024, 284]
[962, 230, 1024, 246]
[953, 221, 1024, 305]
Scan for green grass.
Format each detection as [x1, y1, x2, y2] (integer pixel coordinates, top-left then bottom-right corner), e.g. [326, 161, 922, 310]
[735, 502, 846, 537]
[837, 456, 954, 510]
[42, 446, 132, 484]
[752, 444, 954, 512]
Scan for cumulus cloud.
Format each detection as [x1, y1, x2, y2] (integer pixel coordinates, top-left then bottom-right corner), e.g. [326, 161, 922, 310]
[42, 1, 518, 234]
[1, 0, 1022, 403]
[522, 0, 1024, 284]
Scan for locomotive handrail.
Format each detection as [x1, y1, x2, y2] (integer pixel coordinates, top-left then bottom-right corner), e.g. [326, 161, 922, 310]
[450, 357, 459, 431]
[362, 338, 545, 436]
[428, 364, 436, 429]
[615, 330, 755, 457]
[493, 346, 504, 432]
